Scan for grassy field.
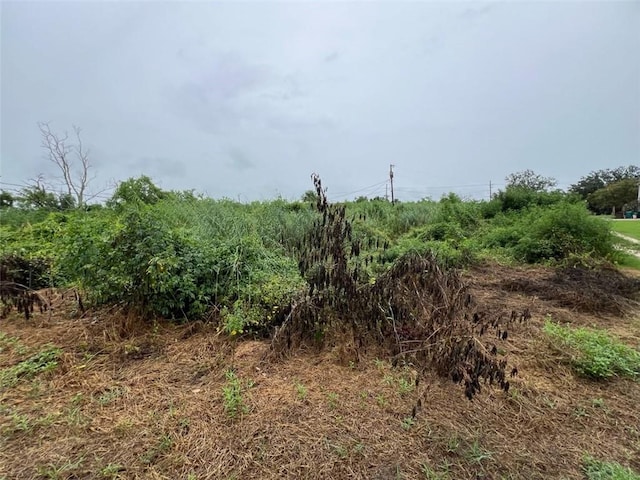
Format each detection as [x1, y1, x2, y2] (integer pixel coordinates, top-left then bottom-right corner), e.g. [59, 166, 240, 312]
[618, 253, 640, 270]
[611, 220, 640, 241]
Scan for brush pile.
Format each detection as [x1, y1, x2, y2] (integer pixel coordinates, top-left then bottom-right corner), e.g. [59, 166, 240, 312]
[501, 264, 640, 316]
[270, 175, 528, 399]
[0, 255, 49, 319]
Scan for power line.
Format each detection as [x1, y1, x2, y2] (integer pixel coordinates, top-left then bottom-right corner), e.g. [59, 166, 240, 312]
[330, 180, 388, 198]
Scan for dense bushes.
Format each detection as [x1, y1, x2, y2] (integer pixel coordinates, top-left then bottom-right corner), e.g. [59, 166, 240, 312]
[0, 180, 621, 327]
[55, 202, 305, 323]
[514, 203, 613, 263]
[0, 198, 306, 325]
[486, 186, 575, 216]
[479, 202, 614, 263]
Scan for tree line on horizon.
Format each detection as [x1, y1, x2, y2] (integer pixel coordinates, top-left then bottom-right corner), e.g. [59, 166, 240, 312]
[1, 124, 638, 214]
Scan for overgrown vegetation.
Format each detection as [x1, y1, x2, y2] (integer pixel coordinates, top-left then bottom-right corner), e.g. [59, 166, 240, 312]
[268, 175, 526, 400]
[1, 173, 637, 399]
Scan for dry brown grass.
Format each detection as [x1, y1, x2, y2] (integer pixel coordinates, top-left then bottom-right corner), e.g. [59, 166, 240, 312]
[1, 263, 639, 480]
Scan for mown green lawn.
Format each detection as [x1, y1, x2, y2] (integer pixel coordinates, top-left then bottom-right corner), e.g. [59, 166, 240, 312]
[610, 220, 640, 241]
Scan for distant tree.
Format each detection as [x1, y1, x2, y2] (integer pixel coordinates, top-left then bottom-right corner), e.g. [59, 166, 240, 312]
[570, 165, 640, 201]
[107, 176, 166, 209]
[505, 169, 557, 192]
[0, 190, 14, 208]
[58, 193, 76, 210]
[300, 190, 317, 203]
[17, 177, 60, 210]
[38, 122, 93, 207]
[440, 192, 463, 203]
[587, 178, 639, 214]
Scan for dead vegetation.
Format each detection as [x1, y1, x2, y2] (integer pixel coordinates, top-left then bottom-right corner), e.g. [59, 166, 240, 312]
[272, 175, 526, 401]
[0, 255, 52, 320]
[1, 263, 639, 479]
[500, 263, 640, 316]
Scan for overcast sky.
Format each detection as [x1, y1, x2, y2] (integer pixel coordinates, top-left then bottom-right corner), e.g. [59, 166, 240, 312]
[1, 1, 639, 202]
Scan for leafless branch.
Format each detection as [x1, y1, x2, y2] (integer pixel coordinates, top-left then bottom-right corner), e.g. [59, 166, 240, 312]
[38, 122, 93, 207]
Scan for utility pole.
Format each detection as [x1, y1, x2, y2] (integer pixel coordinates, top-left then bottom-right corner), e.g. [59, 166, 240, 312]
[489, 181, 492, 201]
[389, 164, 395, 205]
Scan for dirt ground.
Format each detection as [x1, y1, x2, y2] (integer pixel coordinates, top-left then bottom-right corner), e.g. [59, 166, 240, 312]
[1, 263, 639, 480]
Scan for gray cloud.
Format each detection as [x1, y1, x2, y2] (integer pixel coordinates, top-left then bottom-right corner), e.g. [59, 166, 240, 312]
[227, 148, 255, 172]
[324, 51, 340, 63]
[1, 1, 638, 202]
[168, 52, 272, 133]
[458, 3, 495, 21]
[131, 156, 186, 179]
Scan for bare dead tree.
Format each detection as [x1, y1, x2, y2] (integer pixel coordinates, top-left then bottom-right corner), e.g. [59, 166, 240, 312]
[38, 122, 93, 207]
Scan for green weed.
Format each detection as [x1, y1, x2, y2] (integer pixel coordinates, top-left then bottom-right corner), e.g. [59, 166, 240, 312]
[325, 439, 348, 459]
[36, 457, 84, 480]
[583, 456, 640, 480]
[0, 333, 27, 355]
[222, 370, 251, 419]
[140, 434, 173, 465]
[544, 319, 640, 379]
[8, 412, 31, 432]
[1, 405, 58, 436]
[0, 346, 61, 388]
[465, 439, 493, 464]
[294, 381, 308, 401]
[97, 387, 124, 406]
[374, 358, 386, 370]
[327, 392, 339, 410]
[446, 434, 461, 453]
[100, 463, 124, 478]
[401, 416, 415, 430]
[574, 406, 588, 418]
[421, 463, 451, 480]
[383, 374, 395, 386]
[397, 377, 415, 396]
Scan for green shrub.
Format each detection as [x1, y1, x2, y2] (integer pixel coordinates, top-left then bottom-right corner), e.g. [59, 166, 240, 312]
[492, 186, 571, 213]
[514, 203, 614, 263]
[419, 222, 464, 242]
[107, 175, 167, 210]
[379, 236, 431, 265]
[52, 199, 305, 323]
[426, 241, 477, 268]
[434, 193, 482, 231]
[54, 206, 217, 318]
[544, 320, 640, 379]
[480, 224, 523, 249]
